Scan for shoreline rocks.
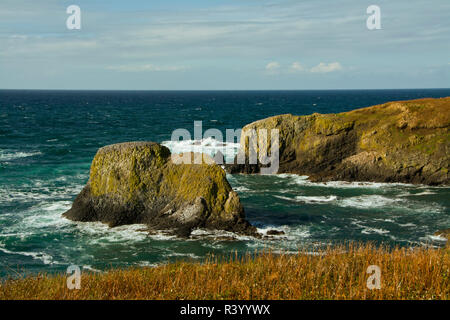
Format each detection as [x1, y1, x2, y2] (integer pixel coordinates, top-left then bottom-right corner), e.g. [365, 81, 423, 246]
[227, 97, 449, 185]
[63, 142, 257, 237]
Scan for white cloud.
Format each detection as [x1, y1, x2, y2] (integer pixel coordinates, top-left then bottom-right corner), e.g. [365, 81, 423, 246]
[106, 64, 188, 72]
[265, 61, 280, 71]
[310, 62, 343, 73]
[289, 61, 304, 72]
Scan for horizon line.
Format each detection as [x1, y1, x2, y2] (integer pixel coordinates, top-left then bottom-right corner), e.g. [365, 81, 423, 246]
[1, 88, 450, 92]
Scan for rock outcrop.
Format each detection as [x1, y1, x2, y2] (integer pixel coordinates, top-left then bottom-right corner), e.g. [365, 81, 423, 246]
[63, 142, 257, 237]
[227, 97, 449, 185]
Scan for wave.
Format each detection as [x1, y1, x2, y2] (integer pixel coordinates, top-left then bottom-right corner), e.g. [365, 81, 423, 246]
[275, 173, 444, 189]
[274, 194, 337, 204]
[167, 252, 201, 259]
[73, 223, 150, 244]
[350, 220, 390, 236]
[337, 195, 402, 209]
[295, 195, 337, 203]
[82, 265, 103, 273]
[0, 150, 42, 162]
[274, 194, 400, 208]
[190, 228, 254, 241]
[425, 235, 448, 242]
[0, 246, 58, 265]
[233, 186, 251, 192]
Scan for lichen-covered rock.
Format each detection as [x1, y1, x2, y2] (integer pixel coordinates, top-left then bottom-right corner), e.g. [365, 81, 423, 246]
[63, 142, 257, 237]
[227, 97, 449, 185]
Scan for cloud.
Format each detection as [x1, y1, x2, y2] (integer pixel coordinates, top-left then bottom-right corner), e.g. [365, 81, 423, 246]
[310, 62, 343, 73]
[268, 61, 342, 74]
[265, 61, 280, 71]
[289, 61, 305, 73]
[106, 64, 188, 72]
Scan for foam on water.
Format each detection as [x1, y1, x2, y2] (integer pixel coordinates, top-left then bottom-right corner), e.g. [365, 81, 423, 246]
[276, 173, 441, 189]
[0, 246, 58, 265]
[74, 223, 150, 244]
[426, 235, 448, 242]
[337, 195, 403, 209]
[295, 195, 337, 203]
[0, 150, 42, 162]
[190, 228, 254, 241]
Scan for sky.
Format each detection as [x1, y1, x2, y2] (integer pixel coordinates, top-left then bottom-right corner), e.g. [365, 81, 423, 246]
[0, 0, 449, 90]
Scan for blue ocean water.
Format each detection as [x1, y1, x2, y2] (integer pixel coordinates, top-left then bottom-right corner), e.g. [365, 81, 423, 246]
[0, 89, 449, 277]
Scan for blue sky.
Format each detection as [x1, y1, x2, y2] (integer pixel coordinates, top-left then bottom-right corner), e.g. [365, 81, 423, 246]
[0, 0, 449, 90]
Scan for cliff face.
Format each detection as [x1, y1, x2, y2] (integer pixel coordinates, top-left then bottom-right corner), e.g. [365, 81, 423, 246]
[63, 142, 256, 237]
[227, 97, 450, 185]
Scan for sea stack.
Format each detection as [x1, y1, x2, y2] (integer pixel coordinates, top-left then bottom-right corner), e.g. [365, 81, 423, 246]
[227, 97, 450, 185]
[63, 142, 257, 237]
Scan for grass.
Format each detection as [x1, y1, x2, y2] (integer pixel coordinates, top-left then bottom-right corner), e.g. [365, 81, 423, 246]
[0, 243, 448, 300]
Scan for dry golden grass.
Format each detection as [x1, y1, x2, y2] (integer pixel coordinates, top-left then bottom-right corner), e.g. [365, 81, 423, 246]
[1, 243, 448, 300]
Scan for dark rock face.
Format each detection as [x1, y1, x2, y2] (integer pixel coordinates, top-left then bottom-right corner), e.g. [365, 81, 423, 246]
[227, 97, 450, 185]
[266, 230, 285, 236]
[63, 142, 257, 237]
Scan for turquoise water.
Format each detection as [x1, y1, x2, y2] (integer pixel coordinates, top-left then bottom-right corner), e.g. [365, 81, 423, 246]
[0, 89, 449, 277]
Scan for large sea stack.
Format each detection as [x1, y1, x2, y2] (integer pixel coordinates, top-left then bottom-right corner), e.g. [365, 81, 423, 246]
[63, 142, 256, 237]
[227, 97, 449, 185]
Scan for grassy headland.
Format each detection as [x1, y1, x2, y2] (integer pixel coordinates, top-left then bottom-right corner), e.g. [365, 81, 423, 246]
[1, 243, 448, 300]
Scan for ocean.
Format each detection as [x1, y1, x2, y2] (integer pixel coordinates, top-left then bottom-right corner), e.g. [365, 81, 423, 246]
[0, 89, 449, 277]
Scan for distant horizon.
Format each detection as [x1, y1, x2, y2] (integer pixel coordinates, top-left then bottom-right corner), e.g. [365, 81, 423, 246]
[1, 88, 450, 92]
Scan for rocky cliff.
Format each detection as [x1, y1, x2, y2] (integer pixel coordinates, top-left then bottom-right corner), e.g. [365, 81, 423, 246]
[63, 142, 256, 237]
[227, 97, 449, 185]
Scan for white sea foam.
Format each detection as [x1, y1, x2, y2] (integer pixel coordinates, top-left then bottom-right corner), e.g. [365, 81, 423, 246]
[273, 195, 293, 201]
[162, 137, 240, 162]
[411, 191, 437, 196]
[288, 227, 311, 239]
[256, 226, 286, 237]
[294, 195, 337, 203]
[0, 246, 58, 265]
[21, 204, 72, 229]
[337, 195, 402, 209]
[190, 228, 254, 241]
[233, 186, 251, 192]
[276, 173, 423, 189]
[422, 235, 448, 242]
[167, 252, 201, 259]
[82, 265, 103, 273]
[0, 150, 42, 161]
[398, 223, 417, 228]
[74, 223, 150, 244]
[0, 182, 84, 204]
[361, 227, 390, 235]
[274, 194, 337, 204]
[350, 220, 390, 236]
[137, 261, 159, 267]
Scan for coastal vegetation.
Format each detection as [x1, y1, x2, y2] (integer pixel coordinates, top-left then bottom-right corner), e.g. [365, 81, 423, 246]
[1, 243, 448, 300]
